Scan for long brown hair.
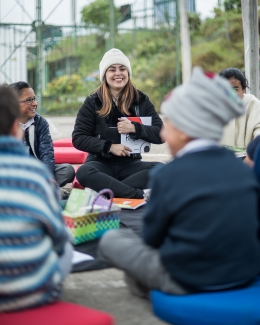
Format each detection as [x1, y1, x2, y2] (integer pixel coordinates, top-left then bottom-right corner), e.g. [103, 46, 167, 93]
[94, 78, 139, 117]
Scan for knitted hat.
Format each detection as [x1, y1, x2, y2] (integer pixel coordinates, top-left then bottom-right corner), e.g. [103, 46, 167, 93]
[99, 48, 132, 82]
[161, 67, 245, 141]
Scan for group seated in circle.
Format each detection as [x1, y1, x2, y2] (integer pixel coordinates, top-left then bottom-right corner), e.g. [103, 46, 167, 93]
[1, 51, 260, 318]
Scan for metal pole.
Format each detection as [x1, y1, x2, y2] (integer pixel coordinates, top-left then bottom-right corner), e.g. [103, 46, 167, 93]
[133, 16, 137, 42]
[109, 0, 115, 49]
[36, 0, 43, 112]
[180, 0, 191, 82]
[144, 0, 147, 28]
[241, 0, 259, 97]
[71, 0, 77, 48]
[175, 0, 181, 86]
[225, 19, 231, 50]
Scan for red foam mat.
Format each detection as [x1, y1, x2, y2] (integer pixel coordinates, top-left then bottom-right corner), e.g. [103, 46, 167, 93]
[53, 138, 73, 147]
[0, 301, 114, 325]
[54, 147, 88, 164]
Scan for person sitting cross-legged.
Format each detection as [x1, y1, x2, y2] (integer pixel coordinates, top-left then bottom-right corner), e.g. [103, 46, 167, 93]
[8, 81, 75, 189]
[72, 48, 164, 199]
[0, 86, 72, 312]
[98, 68, 260, 298]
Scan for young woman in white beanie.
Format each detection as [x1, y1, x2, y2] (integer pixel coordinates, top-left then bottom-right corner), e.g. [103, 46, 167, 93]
[72, 48, 163, 198]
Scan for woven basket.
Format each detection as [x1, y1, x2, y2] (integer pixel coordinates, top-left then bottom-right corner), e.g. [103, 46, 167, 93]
[63, 189, 120, 245]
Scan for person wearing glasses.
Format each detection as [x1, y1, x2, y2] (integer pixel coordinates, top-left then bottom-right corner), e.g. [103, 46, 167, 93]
[8, 81, 75, 189]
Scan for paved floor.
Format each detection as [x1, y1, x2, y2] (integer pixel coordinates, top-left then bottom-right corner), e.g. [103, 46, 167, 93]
[63, 270, 167, 325]
[46, 115, 170, 325]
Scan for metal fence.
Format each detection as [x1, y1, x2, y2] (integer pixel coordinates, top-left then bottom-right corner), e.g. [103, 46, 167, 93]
[0, 0, 195, 114]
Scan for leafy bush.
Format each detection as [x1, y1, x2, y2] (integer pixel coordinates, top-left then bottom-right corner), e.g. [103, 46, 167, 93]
[81, 0, 120, 29]
[37, 5, 249, 115]
[43, 98, 82, 115]
[45, 74, 85, 96]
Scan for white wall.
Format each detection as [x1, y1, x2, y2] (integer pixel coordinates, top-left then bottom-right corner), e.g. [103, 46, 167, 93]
[0, 26, 28, 84]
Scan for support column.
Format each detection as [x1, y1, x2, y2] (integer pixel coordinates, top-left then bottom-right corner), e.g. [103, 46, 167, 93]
[175, 0, 181, 86]
[180, 0, 191, 83]
[109, 0, 115, 49]
[36, 0, 43, 112]
[242, 0, 259, 97]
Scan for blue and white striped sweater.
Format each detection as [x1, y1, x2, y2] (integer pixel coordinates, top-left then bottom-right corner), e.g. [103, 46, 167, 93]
[0, 136, 69, 312]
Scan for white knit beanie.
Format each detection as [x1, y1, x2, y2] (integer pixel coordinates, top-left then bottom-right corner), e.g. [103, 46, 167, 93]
[99, 48, 132, 82]
[161, 67, 245, 141]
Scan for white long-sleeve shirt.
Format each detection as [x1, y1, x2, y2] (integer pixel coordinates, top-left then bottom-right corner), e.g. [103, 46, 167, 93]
[221, 93, 260, 149]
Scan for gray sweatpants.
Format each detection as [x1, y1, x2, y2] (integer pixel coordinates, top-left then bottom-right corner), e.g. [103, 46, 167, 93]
[58, 242, 73, 280]
[98, 229, 187, 298]
[54, 164, 75, 187]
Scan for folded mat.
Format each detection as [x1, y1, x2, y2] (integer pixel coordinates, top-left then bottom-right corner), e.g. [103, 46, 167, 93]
[72, 206, 145, 272]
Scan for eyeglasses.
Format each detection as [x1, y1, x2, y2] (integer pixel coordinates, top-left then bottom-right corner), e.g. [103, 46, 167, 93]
[19, 96, 39, 105]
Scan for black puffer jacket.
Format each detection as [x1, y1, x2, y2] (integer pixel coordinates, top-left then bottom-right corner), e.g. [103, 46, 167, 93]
[25, 114, 55, 174]
[72, 90, 164, 159]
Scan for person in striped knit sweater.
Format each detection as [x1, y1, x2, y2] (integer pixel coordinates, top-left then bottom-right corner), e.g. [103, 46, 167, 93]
[0, 86, 72, 312]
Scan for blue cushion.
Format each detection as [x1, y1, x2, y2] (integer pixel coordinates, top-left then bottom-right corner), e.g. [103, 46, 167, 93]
[151, 277, 260, 325]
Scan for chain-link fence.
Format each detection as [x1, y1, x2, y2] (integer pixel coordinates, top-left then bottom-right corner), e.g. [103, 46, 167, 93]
[0, 0, 197, 114]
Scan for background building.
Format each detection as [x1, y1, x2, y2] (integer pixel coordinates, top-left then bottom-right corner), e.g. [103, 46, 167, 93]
[154, 0, 196, 25]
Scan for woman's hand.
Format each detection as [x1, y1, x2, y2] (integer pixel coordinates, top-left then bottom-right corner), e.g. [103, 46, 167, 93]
[117, 118, 136, 134]
[109, 144, 132, 156]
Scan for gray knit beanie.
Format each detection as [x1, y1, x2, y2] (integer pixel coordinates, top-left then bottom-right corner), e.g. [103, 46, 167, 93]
[99, 48, 132, 82]
[161, 67, 245, 141]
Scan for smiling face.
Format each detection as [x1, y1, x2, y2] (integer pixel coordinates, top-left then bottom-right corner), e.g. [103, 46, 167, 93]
[19, 87, 37, 123]
[105, 64, 129, 96]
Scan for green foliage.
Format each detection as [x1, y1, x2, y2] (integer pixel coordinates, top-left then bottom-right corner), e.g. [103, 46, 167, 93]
[81, 0, 120, 48]
[38, 8, 249, 115]
[81, 0, 120, 29]
[188, 12, 201, 32]
[45, 74, 85, 96]
[224, 0, 241, 13]
[43, 99, 82, 115]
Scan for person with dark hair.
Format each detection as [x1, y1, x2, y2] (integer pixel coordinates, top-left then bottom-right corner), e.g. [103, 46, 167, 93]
[98, 68, 260, 298]
[219, 67, 260, 149]
[8, 81, 75, 188]
[0, 85, 72, 312]
[72, 48, 164, 198]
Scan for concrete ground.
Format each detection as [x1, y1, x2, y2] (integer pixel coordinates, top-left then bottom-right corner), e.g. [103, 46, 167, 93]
[46, 115, 170, 325]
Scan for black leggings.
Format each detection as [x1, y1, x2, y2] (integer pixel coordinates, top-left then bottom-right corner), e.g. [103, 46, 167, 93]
[76, 157, 163, 198]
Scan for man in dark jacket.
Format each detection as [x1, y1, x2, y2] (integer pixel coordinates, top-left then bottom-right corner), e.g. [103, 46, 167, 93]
[9, 81, 75, 187]
[98, 67, 260, 297]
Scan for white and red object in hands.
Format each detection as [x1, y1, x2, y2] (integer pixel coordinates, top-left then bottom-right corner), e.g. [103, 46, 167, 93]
[121, 117, 152, 154]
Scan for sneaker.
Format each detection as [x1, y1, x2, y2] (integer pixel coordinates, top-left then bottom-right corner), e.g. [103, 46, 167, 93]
[143, 189, 151, 201]
[61, 189, 71, 200]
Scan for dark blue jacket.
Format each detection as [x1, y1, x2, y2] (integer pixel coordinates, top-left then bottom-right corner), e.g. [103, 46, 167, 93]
[143, 147, 260, 291]
[25, 114, 55, 174]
